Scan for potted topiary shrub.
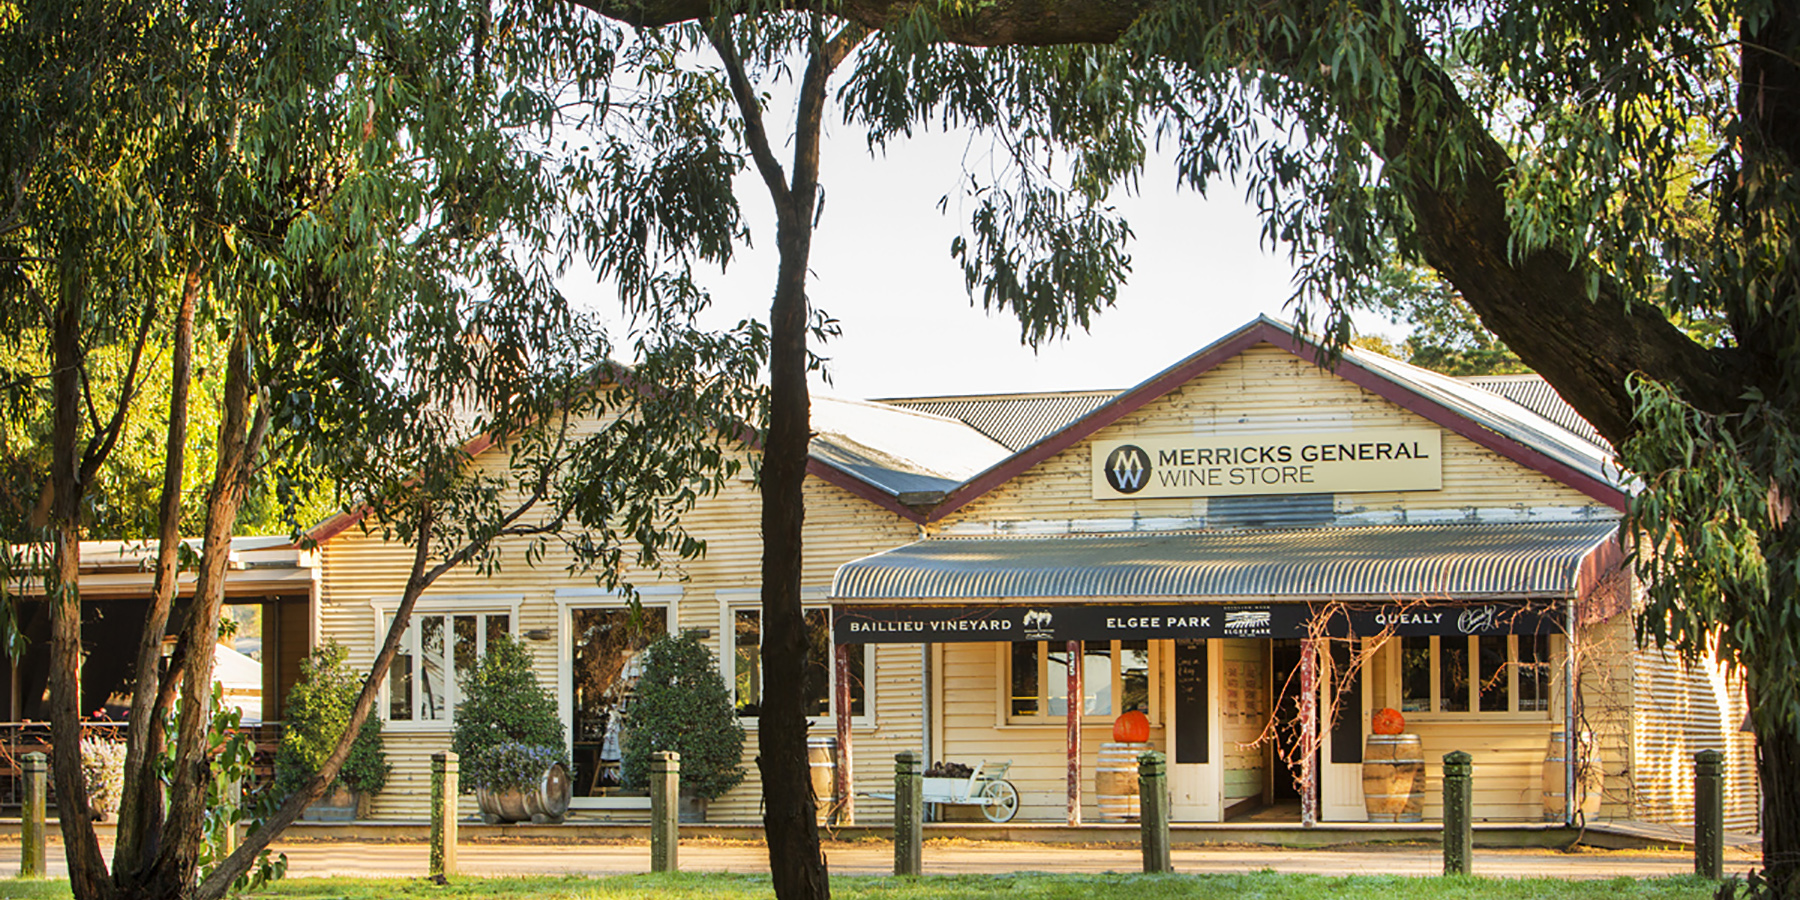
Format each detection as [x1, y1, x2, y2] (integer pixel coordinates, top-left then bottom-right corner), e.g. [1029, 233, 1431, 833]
[274, 642, 390, 821]
[452, 633, 571, 824]
[620, 631, 745, 822]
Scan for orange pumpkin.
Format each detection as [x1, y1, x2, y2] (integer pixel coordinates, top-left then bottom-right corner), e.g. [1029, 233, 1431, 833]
[1113, 710, 1151, 743]
[1372, 707, 1406, 735]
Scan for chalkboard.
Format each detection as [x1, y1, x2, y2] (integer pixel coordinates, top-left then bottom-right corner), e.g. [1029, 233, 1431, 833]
[1173, 639, 1208, 764]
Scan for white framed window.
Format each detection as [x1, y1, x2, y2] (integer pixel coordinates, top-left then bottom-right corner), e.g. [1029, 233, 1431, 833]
[369, 596, 523, 728]
[1395, 633, 1556, 716]
[719, 589, 872, 727]
[1004, 640, 1156, 724]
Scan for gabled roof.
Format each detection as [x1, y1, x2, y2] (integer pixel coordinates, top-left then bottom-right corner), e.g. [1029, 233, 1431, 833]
[878, 391, 1118, 451]
[1462, 374, 1610, 450]
[805, 396, 1012, 516]
[921, 316, 1629, 522]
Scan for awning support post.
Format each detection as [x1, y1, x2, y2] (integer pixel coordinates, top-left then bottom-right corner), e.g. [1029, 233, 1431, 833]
[835, 641, 855, 825]
[1300, 637, 1318, 828]
[1067, 639, 1083, 826]
[1564, 597, 1577, 827]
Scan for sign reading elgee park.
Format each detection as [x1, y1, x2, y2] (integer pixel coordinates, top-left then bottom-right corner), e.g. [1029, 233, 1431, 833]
[1092, 429, 1442, 500]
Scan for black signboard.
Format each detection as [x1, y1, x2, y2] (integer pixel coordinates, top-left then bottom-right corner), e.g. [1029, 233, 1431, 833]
[1173, 639, 1208, 765]
[831, 599, 1562, 645]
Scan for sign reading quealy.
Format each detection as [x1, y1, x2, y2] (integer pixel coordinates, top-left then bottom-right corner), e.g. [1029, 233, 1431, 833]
[1093, 429, 1443, 500]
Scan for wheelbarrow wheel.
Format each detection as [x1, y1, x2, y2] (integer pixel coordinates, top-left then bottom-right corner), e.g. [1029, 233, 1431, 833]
[981, 779, 1019, 823]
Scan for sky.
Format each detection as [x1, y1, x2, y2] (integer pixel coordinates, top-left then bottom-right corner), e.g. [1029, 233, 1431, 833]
[564, 108, 1392, 403]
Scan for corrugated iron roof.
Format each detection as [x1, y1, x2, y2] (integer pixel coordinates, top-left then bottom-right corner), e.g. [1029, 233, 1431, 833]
[1461, 374, 1611, 450]
[809, 395, 1013, 498]
[878, 391, 1118, 451]
[1342, 341, 1623, 491]
[831, 521, 1620, 601]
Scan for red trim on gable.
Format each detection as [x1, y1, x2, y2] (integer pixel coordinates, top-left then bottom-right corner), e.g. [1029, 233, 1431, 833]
[925, 318, 1627, 523]
[806, 459, 929, 524]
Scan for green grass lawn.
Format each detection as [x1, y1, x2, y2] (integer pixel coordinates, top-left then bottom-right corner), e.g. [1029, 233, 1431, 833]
[0, 872, 1725, 900]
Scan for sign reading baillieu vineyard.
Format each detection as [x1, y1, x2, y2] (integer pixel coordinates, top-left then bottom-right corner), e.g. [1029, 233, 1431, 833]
[1092, 429, 1442, 500]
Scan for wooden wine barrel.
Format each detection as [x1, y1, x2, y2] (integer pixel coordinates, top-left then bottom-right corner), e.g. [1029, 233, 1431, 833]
[1542, 730, 1603, 820]
[808, 736, 837, 824]
[1361, 733, 1424, 823]
[1096, 742, 1149, 822]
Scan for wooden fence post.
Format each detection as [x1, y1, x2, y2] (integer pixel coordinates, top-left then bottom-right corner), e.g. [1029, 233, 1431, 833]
[894, 751, 923, 876]
[1138, 750, 1172, 873]
[1442, 751, 1473, 876]
[430, 751, 458, 881]
[20, 751, 45, 878]
[651, 751, 681, 873]
[1695, 749, 1724, 879]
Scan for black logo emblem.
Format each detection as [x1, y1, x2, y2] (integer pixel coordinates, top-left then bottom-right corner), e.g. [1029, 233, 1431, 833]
[1104, 445, 1151, 494]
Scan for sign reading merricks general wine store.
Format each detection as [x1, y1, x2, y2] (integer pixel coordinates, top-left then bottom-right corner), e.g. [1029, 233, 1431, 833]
[1092, 429, 1442, 500]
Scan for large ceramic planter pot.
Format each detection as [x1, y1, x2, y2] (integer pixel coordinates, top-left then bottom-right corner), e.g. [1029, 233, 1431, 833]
[477, 761, 572, 824]
[302, 783, 371, 822]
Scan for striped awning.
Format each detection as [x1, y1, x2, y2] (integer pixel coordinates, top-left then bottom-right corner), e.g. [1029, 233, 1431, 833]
[830, 521, 1622, 602]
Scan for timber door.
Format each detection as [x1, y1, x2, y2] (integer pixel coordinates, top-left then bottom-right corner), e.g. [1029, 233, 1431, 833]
[1167, 638, 1223, 821]
[1319, 640, 1370, 821]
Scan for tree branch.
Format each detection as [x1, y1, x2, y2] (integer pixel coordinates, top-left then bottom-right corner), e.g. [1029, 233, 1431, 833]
[706, 19, 793, 209]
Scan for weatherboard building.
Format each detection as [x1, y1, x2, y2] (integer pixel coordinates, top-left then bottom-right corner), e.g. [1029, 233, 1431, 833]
[12, 316, 1754, 833]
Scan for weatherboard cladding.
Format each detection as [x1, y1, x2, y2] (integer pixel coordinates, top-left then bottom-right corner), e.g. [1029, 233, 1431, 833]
[831, 521, 1620, 601]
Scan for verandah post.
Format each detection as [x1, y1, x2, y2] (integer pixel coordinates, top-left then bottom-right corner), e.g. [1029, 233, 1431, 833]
[1067, 639, 1083, 826]
[835, 641, 854, 825]
[1299, 638, 1319, 828]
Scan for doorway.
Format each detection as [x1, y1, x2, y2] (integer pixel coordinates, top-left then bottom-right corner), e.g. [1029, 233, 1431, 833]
[1266, 639, 1311, 806]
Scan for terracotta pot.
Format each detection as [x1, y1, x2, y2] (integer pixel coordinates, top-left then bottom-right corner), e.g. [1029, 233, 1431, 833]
[477, 761, 572, 825]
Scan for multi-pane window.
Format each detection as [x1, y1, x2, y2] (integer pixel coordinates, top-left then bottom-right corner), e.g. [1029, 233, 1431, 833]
[1396, 634, 1553, 715]
[388, 612, 511, 723]
[733, 609, 867, 719]
[1009, 640, 1152, 721]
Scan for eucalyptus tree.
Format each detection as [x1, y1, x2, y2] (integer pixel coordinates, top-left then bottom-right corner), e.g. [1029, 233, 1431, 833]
[0, 2, 759, 898]
[568, 0, 1800, 893]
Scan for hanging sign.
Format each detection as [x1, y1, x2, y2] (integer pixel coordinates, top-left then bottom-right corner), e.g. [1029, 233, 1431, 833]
[1092, 429, 1442, 500]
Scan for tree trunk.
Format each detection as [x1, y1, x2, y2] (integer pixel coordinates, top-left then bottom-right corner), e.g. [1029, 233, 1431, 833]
[114, 260, 200, 880]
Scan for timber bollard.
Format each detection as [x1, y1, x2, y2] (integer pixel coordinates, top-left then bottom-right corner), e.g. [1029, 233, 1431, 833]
[1695, 750, 1724, 879]
[1442, 751, 1473, 876]
[430, 751, 458, 881]
[20, 751, 45, 878]
[651, 752, 681, 873]
[894, 751, 923, 876]
[220, 776, 243, 858]
[1138, 750, 1172, 874]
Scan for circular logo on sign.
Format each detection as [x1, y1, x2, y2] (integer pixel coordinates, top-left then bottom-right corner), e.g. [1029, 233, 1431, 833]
[1104, 445, 1152, 494]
